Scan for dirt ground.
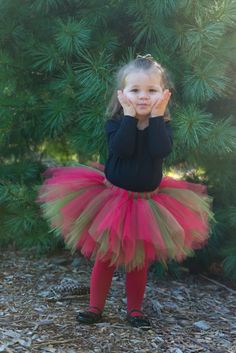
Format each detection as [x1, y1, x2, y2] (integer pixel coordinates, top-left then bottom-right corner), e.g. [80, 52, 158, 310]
[0, 250, 236, 353]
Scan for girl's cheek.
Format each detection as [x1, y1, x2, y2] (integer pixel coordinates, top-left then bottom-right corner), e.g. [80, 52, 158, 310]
[124, 92, 134, 101]
[151, 92, 162, 104]
[154, 92, 162, 100]
[123, 88, 130, 96]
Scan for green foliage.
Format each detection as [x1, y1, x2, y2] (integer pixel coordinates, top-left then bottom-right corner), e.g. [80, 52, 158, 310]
[219, 0, 236, 28]
[217, 207, 236, 281]
[182, 60, 231, 103]
[173, 106, 212, 150]
[151, 260, 184, 280]
[0, 179, 61, 252]
[31, 44, 62, 72]
[55, 18, 91, 55]
[223, 255, 236, 281]
[69, 104, 107, 158]
[0, 0, 236, 281]
[204, 117, 236, 155]
[74, 50, 113, 103]
[42, 97, 74, 138]
[31, 0, 66, 14]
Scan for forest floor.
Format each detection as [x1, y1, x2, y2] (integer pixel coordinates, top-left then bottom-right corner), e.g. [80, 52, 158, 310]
[0, 249, 236, 353]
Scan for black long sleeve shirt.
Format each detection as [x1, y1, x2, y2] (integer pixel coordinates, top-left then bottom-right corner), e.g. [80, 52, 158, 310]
[104, 115, 173, 192]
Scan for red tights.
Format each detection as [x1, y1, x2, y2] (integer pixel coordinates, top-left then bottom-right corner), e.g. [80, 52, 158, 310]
[89, 259, 148, 316]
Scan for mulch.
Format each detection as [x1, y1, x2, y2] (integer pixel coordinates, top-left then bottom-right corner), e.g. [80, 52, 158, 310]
[0, 249, 236, 353]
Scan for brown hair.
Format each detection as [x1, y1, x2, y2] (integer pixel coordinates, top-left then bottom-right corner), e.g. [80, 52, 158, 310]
[106, 54, 173, 121]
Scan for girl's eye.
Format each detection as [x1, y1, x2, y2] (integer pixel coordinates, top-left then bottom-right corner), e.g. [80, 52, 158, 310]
[130, 89, 138, 92]
[149, 89, 157, 92]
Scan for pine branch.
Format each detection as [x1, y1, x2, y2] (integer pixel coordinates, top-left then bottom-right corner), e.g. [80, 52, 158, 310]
[30, 43, 62, 73]
[49, 65, 78, 98]
[55, 18, 91, 56]
[128, 0, 177, 18]
[173, 105, 212, 150]
[76, 1, 111, 27]
[0, 108, 13, 136]
[74, 50, 112, 103]
[223, 256, 236, 280]
[177, 0, 217, 20]
[119, 47, 137, 64]
[30, 0, 65, 14]
[69, 104, 106, 157]
[127, 1, 169, 45]
[132, 16, 160, 46]
[216, 0, 236, 28]
[0, 50, 14, 70]
[41, 97, 74, 138]
[90, 30, 119, 53]
[182, 59, 231, 103]
[151, 0, 177, 17]
[0, 160, 42, 183]
[216, 31, 236, 62]
[219, 207, 236, 228]
[205, 160, 236, 199]
[204, 117, 236, 155]
[0, 18, 25, 47]
[0, 180, 33, 206]
[182, 20, 225, 60]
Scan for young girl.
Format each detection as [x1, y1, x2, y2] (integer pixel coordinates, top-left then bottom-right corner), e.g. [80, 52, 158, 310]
[38, 54, 213, 329]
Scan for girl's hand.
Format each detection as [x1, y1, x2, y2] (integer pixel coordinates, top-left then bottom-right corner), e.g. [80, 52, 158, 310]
[150, 89, 171, 118]
[117, 90, 136, 117]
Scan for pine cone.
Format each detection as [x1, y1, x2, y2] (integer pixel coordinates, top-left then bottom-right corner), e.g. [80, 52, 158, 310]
[47, 279, 90, 300]
[54, 281, 90, 295]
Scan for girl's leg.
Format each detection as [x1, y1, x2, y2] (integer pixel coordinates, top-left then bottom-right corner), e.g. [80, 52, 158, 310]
[125, 262, 149, 316]
[89, 258, 116, 313]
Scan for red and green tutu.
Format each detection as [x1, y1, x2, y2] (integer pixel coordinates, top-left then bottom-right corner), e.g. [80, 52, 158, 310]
[37, 165, 213, 271]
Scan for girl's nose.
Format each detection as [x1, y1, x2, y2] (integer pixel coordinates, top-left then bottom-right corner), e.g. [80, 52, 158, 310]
[139, 91, 150, 99]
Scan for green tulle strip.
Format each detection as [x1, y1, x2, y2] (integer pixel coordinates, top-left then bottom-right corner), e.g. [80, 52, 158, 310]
[109, 240, 145, 272]
[97, 230, 110, 255]
[161, 188, 214, 220]
[148, 199, 193, 260]
[41, 191, 81, 231]
[128, 241, 146, 270]
[66, 191, 110, 252]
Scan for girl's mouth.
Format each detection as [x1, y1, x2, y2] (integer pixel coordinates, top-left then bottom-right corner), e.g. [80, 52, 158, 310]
[137, 104, 149, 108]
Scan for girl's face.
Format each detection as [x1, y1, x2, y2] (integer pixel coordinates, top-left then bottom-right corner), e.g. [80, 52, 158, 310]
[123, 69, 163, 119]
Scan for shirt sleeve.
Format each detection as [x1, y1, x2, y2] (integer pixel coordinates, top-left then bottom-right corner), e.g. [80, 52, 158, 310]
[105, 116, 137, 158]
[147, 116, 173, 158]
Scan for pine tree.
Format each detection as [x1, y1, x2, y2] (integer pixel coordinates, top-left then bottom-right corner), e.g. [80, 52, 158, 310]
[0, 0, 236, 279]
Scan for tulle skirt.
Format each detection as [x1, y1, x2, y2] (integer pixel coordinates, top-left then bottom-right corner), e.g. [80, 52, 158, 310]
[37, 165, 213, 271]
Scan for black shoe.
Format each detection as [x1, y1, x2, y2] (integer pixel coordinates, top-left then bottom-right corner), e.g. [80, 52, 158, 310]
[76, 306, 102, 324]
[127, 309, 151, 330]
